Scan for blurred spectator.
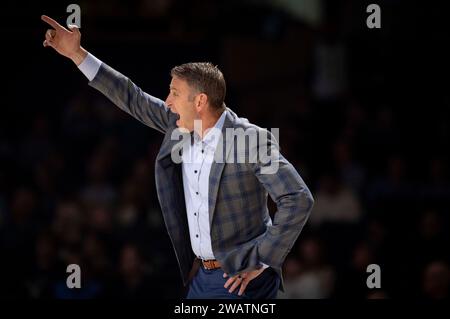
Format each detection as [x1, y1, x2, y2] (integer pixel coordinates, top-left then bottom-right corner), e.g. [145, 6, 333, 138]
[422, 158, 450, 203]
[279, 237, 335, 298]
[52, 200, 84, 248]
[52, 248, 103, 299]
[336, 241, 377, 298]
[312, 21, 348, 101]
[406, 210, 450, 286]
[25, 229, 59, 299]
[80, 147, 117, 209]
[309, 172, 362, 227]
[332, 139, 365, 194]
[422, 261, 450, 300]
[108, 243, 156, 298]
[366, 155, 412, 214]
[416, 210, 448, 261]
[19, 114, 54, 169]
[364, 108, 400, 163]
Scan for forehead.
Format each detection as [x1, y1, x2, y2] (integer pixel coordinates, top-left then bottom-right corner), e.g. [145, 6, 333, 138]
[170, 76, 191, 91]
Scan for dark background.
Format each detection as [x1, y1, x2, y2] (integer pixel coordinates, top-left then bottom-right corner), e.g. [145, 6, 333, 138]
[0, 0, 449, 299]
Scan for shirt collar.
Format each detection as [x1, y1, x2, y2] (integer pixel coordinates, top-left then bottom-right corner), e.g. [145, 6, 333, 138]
[193, 110, 227, 148]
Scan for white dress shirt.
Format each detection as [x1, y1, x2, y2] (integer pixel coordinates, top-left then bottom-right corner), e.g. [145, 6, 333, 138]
[181, 115, 226, 260]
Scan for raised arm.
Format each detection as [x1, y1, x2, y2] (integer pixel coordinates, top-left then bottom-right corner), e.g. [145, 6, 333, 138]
[41, 15, 175, 134]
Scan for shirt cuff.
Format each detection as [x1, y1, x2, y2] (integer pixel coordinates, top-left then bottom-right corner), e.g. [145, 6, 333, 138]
[78, 52, 102, 81]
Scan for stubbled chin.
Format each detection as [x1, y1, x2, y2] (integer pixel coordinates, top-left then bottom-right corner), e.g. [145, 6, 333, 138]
[176, 120, 187, 130]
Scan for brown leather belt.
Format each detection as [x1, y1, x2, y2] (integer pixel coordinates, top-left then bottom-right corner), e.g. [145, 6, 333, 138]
[201, 259, 221, 270]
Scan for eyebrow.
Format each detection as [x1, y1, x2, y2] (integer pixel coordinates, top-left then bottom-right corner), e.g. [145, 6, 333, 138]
[169, 86, 178, 91]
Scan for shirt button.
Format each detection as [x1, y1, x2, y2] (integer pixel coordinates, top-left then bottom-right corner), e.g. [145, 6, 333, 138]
[194, 212, 197, 216]
[196, 234, 199, 238]
[194, 170, 198, 174]
[201, 149, 204, 153]
[196, 192, 199, 195]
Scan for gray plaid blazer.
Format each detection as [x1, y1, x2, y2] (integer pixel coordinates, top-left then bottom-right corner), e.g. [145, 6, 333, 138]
[89, 63, 314, 289]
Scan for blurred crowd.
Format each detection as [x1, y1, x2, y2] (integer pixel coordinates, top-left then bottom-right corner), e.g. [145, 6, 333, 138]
[1, 0, 449, 299]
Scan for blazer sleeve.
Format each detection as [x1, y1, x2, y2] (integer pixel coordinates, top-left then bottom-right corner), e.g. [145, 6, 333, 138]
[251, 128, 314, 269]
[88, 62, 175, 134]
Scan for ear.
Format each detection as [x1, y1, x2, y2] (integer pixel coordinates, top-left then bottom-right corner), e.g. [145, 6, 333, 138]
[195, 93, 208, 111]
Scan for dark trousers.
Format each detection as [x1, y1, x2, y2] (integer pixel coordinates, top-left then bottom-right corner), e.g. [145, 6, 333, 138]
[186, 266, 280, 299]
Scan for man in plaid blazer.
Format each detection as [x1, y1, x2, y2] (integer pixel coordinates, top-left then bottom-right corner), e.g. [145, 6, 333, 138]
[42, 15, 314, 299]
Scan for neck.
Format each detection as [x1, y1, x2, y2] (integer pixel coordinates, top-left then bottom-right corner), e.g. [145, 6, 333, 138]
[196, 108, 224, 138]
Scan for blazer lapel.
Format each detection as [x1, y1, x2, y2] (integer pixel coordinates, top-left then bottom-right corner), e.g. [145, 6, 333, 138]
[208, 109, 236, 226]
[157, 127, 190, 162]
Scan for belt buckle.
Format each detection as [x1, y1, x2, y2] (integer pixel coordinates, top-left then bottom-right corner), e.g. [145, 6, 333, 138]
[203, 259, 215, 269]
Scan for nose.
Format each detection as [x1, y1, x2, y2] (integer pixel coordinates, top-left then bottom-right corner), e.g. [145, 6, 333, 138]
[164, 95, 175, 113]
[165, 96, 175, 112]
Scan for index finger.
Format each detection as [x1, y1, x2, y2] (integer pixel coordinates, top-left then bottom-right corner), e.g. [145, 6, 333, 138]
[41, 15, 66, 31]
